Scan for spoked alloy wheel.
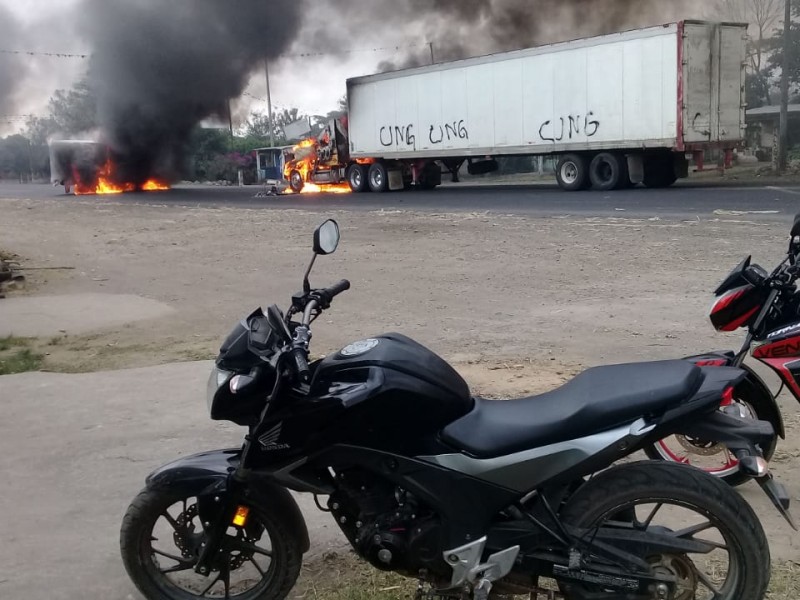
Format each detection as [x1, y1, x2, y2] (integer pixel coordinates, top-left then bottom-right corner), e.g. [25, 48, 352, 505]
[121, 489, 301, 600]
[559, 462, 769, 599]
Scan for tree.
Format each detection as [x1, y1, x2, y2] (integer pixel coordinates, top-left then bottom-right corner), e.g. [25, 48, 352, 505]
[714, 0, 784, 106]
[0, 134, 33, 181]
[47, 79, 97, 136]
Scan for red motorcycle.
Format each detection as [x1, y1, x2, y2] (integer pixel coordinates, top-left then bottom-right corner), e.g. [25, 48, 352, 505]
[646, 215, 800, 485]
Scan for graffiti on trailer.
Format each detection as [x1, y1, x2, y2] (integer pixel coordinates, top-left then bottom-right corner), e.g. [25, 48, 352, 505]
[379, 120, 469, 147]
[539, 112, 600, 142]
[380, 124, 415, 147]
[429, 120, 469, 144]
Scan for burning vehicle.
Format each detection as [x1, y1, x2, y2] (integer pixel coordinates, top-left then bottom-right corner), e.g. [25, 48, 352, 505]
[282, 118, 362, 194]
[49, 140, 170, 195]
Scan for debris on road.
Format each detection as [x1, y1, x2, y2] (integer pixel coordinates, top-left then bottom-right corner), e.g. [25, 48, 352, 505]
[0, 257, 25, 299]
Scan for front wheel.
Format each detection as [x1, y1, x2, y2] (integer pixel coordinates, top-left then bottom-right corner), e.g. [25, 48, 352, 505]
[121, 488, 302, 600]
[644, 377, 779, 486]
[560, 461, 770, 600]
[289, 170, 304, 194]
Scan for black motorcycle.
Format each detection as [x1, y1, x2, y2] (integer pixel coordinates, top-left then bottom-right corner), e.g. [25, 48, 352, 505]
[121, 220, 793, 600]
[647, 214, 800, 486]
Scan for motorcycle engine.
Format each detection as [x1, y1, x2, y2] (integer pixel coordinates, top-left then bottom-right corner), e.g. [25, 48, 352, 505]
[328, 470, 446, 577]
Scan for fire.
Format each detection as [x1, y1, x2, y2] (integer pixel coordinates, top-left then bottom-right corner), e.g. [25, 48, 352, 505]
[298, 182, 352, 194]
[72, 157, 170, 195]
[283, 135, 351, 195]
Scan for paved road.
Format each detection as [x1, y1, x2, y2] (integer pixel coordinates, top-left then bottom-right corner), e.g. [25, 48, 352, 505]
[3, 181, 800, 222]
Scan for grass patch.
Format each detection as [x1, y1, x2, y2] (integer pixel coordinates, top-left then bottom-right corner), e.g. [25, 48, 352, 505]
[769, 561, 800, 599]
[292, 552, 800, 600]
[291, 552, 413, 600]
[0, 336, 44, 375]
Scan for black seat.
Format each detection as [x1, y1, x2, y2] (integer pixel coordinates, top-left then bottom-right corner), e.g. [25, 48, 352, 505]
[441, 360, 703, 458]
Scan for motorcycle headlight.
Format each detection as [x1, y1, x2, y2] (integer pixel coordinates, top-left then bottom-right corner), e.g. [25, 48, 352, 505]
[206, 367, 232, 413]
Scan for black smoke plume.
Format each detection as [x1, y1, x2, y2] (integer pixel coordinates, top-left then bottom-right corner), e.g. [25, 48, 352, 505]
[304, 0, 692, 72]
[79, 0, 303, 184]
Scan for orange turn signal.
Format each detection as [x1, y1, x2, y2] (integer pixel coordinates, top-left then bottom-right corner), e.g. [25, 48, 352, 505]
[232, 505, 250, 527]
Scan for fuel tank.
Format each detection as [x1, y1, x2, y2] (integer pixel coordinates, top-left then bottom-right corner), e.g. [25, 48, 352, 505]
[307, 333, 473, 452]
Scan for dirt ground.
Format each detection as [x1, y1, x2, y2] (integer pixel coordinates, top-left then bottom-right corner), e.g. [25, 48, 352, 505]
[2, 193, 800, 596]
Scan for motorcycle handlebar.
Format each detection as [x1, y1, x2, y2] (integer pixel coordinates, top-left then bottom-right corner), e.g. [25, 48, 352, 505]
[323, 279, 351, 300]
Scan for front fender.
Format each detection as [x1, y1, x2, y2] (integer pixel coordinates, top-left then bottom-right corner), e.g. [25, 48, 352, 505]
[146, 449, 240, 495]
[145, 449, 310, 553]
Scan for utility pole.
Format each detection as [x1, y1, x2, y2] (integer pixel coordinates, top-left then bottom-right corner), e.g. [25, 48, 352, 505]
[779, 0, 791, 173]
[226, 100, 234, 138]
[265, 58, 276, 148]
[429, 42, 435, 65]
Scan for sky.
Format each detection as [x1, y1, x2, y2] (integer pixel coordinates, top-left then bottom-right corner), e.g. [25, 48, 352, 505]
[0, 0, 714, 137]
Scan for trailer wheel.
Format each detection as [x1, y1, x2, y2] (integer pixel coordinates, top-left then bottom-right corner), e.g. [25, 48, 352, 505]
[347, 164, 368, 193]
[589, 153, 625, 191]
[368, 162, 389, 193]
[289, 169, 304, 193]
[643, 154, 678, 188]
[555, 154, 589, 191]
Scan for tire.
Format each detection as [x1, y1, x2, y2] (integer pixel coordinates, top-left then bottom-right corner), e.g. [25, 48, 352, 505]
[555, 154, 589, 191]
[588, 153, 624, 191]
[644, 372, 779, 487]
[347, 164, 368, 193]
[288, 170, 304, 193]
[121, 488, 302, 600]
[367, 162, 389, 193]
[643, 154, 678, 188]
[559, 461, 770, 600]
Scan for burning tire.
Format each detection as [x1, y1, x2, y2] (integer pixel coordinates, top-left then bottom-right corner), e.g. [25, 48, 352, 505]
[555, 154, 589, 191]
[347, 164, 368, 193]
[367, 162, 389, 193]
[289, 170, 305, 193]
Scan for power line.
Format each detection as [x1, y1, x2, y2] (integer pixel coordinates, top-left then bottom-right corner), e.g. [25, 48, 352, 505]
[0, 49, 88, 59]
[281, 42, 425, 59]
[0, 41, 424, 62]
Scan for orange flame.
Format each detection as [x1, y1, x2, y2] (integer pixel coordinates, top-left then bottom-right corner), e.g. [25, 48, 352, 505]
[283, 136, 351, 195]
[72, 158, 170, 195]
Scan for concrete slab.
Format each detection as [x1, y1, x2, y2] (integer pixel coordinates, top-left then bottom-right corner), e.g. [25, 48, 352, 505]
[0, 362, 346, 600]
[0, 293, 175, 337]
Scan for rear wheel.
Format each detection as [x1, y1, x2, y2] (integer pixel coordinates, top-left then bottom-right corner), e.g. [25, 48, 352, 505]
[559, 462, 770, 600]
[556, 154, 590, 191]
[589, 152, 625, 191]
[368, 162, 389, 193]
[121, 488, 302, 600]
[644, 375, 779, 486]
[347, 164, 368, 193]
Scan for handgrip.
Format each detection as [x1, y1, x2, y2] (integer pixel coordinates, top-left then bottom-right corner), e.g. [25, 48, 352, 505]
[325, 279, 351, 299]
[292, 347, 311, 384]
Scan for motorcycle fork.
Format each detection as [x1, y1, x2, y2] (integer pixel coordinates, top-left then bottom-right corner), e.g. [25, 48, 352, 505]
[193, 479, 240, 577]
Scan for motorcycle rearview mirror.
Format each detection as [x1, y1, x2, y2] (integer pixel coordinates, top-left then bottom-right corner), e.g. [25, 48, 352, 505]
[304, 220, 340, 293]
[314, 219, 340, 256]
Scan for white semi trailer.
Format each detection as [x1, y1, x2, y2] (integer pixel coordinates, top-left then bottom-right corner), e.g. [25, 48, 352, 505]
[336, 20, 747, 193]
